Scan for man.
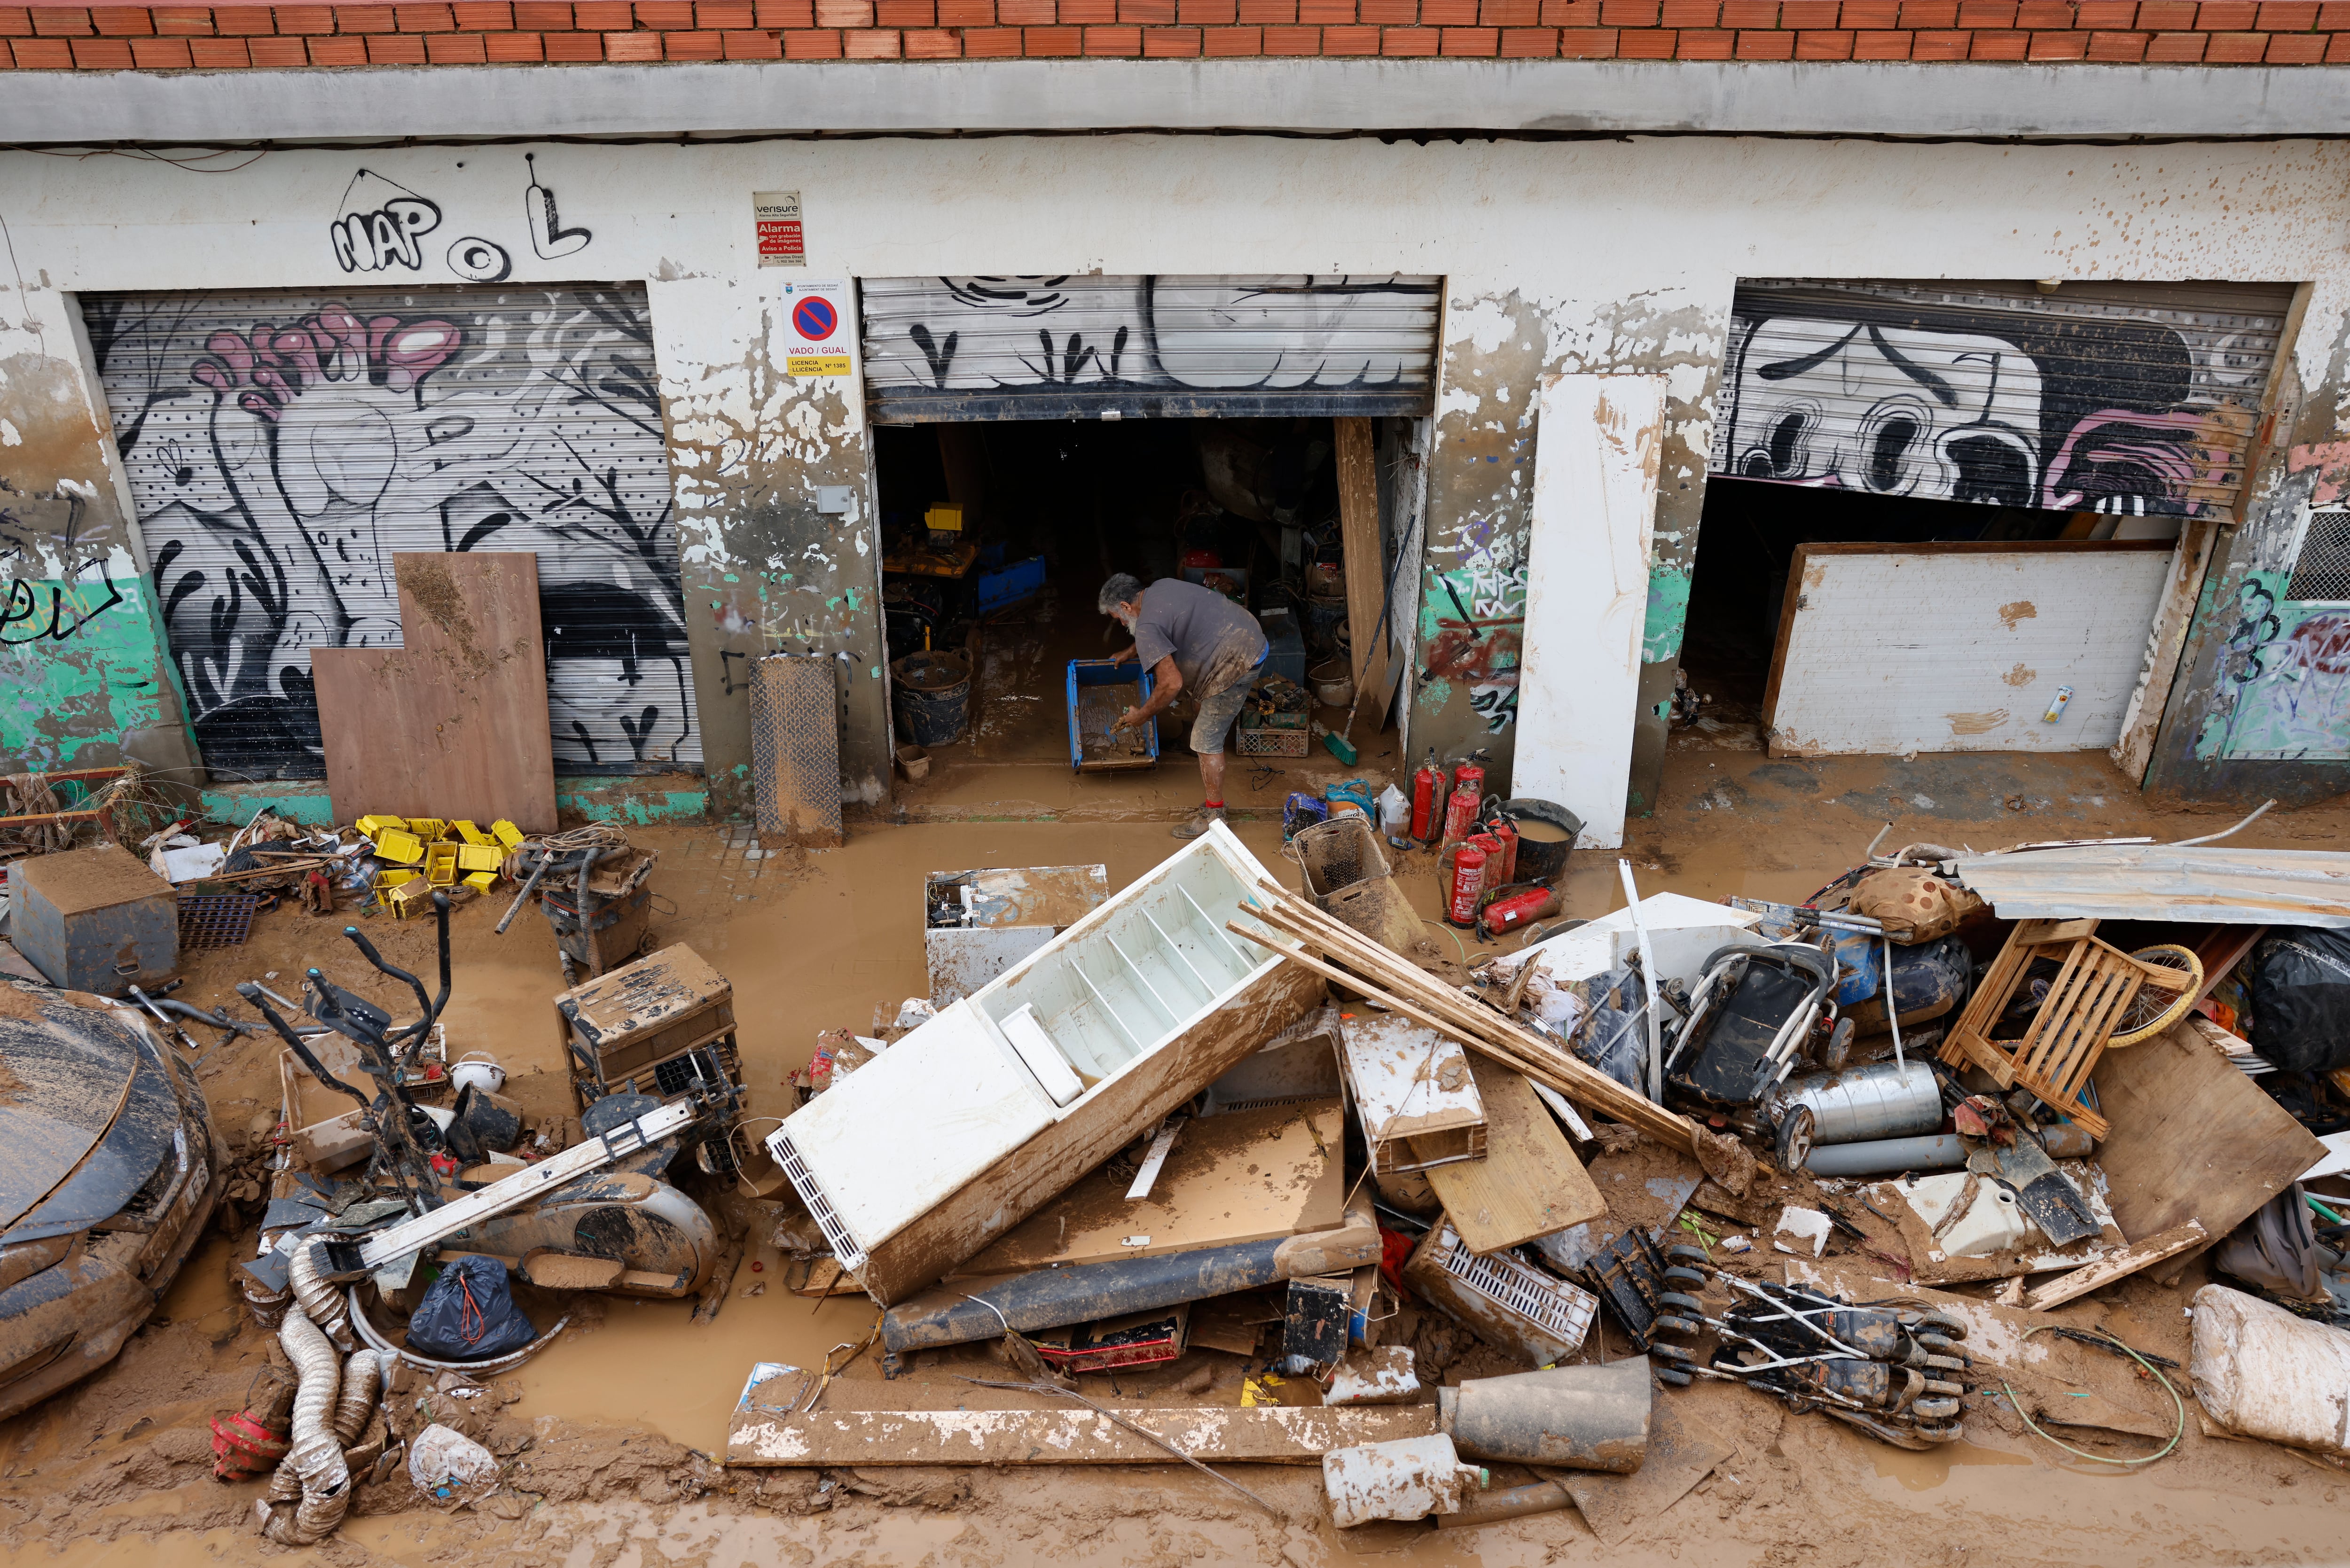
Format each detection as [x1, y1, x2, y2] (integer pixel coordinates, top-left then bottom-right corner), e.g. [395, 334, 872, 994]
[1098, 572, 1269, 839]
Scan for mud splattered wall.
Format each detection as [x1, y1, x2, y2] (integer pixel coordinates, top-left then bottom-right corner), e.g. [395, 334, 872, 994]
[0, 286, 203, 778]
[0, 137, 2343, 816]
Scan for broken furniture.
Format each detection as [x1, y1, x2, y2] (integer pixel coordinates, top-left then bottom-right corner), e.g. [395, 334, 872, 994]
[1939, 916, 2200, 1138]
[1339, 1013, 1488, 1174]
[767, 821, 1326, 1304]
[924, 863, 1111, 1004]
[1421, 1052, 1605, 1255]
[310, 551, 558, 833]
[517, 836, 660, 985]
[554, 943, 741, 1112]
[11, 842, 178, 996]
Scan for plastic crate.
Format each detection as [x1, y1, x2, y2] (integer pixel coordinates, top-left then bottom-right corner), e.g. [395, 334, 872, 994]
[1236, 723, 1310, 757]
[976, 553, 1047, 616]
[1067, 659, 1160, 773]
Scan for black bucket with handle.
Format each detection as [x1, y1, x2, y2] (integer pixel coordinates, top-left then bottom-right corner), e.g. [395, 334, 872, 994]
[1500, 798, 1581, 885]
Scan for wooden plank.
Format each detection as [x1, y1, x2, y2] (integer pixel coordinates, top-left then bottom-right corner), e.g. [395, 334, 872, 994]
[1333, 415, 1390, 719]
[1425, 1053, 1606, 1254]
[1512, 373, 1668, 851]
[314, 552, 557, 831]
[944, 1100, 1345, 1276]
[2090, 1019, 2326, 1278]
[1763, 543, 2174, 757]
[728, 1401, 1438, 1467]
[2019, 1220, 2206, 1311]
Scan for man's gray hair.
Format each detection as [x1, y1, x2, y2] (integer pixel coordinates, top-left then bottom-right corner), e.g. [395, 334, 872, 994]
[1097, 574, 1145, 616]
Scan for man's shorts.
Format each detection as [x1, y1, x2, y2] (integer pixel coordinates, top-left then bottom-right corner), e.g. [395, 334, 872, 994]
[1190, 674, 1254, 755]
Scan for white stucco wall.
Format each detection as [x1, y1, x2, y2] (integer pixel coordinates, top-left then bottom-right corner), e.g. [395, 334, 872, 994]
[2, 134, 2345, 799]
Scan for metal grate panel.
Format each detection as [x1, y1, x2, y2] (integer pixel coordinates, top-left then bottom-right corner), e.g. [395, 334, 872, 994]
[770, 1127, 865, 1272]
[177, 892, 258, 949]
[749, 654, 844, 848]
[1431, 1223, 1597, 1350]
[2287, 509, 2350, 603]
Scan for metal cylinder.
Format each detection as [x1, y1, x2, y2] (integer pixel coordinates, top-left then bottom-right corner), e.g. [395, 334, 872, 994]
[1434, 1480, 1574, 1530]
[1436, 1361, 1652, 1473]
[1804, 1134, 1967, 1177]
[1770, 1060, 1943, 1147]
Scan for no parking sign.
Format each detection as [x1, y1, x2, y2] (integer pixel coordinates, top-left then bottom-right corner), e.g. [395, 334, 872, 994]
[782, 280, 850, 378]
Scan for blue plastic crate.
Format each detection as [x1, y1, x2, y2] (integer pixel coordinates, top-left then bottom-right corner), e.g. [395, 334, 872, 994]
[977, 553, 1047, 617]
[1067, 659, 1160, 773]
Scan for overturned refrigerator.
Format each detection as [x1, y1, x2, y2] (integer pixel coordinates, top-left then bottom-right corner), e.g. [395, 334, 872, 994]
[767, 821, 1325, 1304]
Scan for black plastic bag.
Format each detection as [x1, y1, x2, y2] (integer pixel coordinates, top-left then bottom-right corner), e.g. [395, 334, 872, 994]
[406, 1256, 537, 1361]
[2250, 928, 2350, 1074]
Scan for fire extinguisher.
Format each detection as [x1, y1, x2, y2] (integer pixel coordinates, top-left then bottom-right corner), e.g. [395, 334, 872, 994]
[1446, 835, 1490, 927]
[1441, 756, 1487, 846]
[1411, 750, 1446, 844]
[1478, 883, 1561, 939]
[1487, 813, 1519, 887]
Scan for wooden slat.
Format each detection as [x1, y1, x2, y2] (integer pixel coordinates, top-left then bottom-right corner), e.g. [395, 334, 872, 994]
[728, 1402, 1439, 1467]
[1334, 416, 1390, 718]
[1424, 1054, 1606, 1255]
[2020, 1221, 2206, 1311]
[2017, 940, 2092, 1076]
[313, 552, 557, 832]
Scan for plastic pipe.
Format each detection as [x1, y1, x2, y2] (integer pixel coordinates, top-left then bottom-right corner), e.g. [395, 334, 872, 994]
[1803, 1134, 1967, 1177]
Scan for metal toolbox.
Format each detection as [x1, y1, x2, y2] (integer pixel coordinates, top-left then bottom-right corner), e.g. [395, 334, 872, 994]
[11, 843, 178, 995]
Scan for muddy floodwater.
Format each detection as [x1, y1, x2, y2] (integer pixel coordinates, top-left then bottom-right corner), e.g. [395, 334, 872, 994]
[6, 744, 2348, 1566]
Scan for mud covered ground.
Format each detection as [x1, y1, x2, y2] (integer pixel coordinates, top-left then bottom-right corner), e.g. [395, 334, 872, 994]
[5, 742, 2348, 1567]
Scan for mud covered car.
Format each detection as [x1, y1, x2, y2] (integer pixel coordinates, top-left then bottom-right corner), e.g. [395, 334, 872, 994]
[0, 980, 227, 1420]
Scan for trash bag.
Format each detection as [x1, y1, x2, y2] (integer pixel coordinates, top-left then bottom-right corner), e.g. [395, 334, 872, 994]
[2249, 928, 2350, 1074]
[2216, 1183, 2324, 1301]
[408, 1422, 501, 1509]
[405, 1256, 537, 1361]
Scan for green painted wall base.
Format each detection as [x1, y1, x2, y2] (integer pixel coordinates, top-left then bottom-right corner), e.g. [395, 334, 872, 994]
[198, 776, 713, 828]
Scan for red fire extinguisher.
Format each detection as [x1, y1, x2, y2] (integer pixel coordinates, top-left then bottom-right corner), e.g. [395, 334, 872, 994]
[1446, 835, 1490, 927]
[1487, 813, 1519, 887]
[1479, 883, 1561, 939]
[1441, 758, 1486, 846]
[1411, 750, 1445, 844]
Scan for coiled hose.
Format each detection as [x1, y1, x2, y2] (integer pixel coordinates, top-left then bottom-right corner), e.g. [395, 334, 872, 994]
[288, 1233, 352, 1349]
[259, 1240, 353, 1546]
[333, 1349, 381, 1446]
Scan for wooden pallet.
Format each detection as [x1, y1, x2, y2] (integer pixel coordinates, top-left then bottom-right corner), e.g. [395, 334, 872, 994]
[1937, 917, 2186, 1139]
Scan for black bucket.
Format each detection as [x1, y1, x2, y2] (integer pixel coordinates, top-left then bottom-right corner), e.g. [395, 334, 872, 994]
[1500, 797, 1581, 885]
[893, 651, 972, 746]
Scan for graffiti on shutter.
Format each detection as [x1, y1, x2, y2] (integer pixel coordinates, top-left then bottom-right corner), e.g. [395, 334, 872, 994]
[83, 286, 699, 780]
[861, 274, 1442, 422]
[1711, 281, 2294, 521]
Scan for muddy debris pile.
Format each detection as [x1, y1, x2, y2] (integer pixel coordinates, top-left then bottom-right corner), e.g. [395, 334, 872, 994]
[8, 774, 2350, 1552]
[729, 809, 2350, 1537]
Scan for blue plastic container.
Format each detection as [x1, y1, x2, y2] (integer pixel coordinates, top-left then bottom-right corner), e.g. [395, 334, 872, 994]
[1067, 659, 1160, 772]
[976, 553, 1047, 616]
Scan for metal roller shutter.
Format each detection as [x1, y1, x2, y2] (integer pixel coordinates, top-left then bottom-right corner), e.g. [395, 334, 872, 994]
[1711, 279, 2296, 521]
[82, 284, 700, 781]
[860, 274, 1444, 423]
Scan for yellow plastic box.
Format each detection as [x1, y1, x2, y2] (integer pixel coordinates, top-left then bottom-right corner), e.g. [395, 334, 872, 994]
[462, 870, 498, 892]
[455, 843, 501, 874]
[356, 814, 408, 839]
[452, 820, 493, 846]
[423, 842, 460, 888]
[407, 818, 449, 843]
[924, 503, 964, 532]
[375, 828, 426, 866]
[388, 876, 436, 920]
[491, 819, 526, 851]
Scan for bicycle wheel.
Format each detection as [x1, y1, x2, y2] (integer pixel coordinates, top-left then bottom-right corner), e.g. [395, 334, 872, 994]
[2107, 944, 2203, 1046]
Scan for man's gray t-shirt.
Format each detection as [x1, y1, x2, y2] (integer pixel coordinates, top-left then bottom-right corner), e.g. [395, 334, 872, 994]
[1131, 578, 1268, 697]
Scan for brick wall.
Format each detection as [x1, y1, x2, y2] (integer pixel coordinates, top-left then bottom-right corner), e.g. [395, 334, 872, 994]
[0, 0, 2342, 66]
